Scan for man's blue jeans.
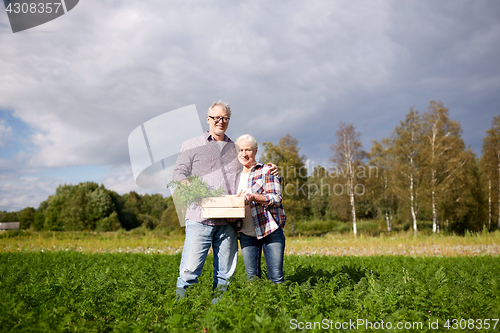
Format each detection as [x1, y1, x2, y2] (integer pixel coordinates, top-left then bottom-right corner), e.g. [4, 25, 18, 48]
[239, 228, 285, 283]
[176, 220, 238, 291]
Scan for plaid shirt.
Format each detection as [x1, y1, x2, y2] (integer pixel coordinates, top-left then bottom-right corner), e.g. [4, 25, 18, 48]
[246, 162, 286, 239]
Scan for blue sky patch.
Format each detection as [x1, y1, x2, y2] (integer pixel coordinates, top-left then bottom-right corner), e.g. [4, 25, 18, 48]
[0, 109, 37, 159]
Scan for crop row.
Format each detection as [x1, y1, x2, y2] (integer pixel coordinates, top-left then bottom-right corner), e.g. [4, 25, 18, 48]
[1, 253, 499, 332]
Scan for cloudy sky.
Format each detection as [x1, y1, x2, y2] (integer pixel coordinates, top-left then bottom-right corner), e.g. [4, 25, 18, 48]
[1, 0, 499, 212]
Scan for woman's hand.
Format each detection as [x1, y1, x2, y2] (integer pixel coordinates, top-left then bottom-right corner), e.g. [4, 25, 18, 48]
[244, 193, 254, 205]
[236, 189, 252, 205]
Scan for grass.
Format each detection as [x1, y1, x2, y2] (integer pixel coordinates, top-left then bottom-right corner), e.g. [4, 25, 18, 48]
[286, 231, 500, 256]
[1, 228, 499, 257]
[0, 229, 184, 254]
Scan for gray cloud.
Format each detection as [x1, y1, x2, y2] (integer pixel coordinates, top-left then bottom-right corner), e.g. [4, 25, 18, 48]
[0, 0, 499, 211]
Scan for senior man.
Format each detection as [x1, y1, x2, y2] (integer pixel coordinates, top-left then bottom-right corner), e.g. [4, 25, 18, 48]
[172, 100, 277, 304]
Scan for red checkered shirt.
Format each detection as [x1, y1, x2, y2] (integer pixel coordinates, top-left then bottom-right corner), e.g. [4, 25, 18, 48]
[245, 162, 286, 239]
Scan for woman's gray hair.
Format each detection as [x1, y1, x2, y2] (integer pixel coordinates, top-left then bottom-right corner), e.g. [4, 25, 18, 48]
[235, 134, 258, 150]
[208, 100, 231, 117]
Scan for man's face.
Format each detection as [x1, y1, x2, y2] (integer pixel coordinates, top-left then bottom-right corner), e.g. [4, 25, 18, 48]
[207, 106, 229, 137]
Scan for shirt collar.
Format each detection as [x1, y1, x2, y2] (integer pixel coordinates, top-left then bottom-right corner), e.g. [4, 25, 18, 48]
[251, 162, 265, 171]
[204, 130, 232, 143]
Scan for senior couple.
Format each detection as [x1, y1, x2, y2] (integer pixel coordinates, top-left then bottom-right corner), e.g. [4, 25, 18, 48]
[172, 101, 286, 303]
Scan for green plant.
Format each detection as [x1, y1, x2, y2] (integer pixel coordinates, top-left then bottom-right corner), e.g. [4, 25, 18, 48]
[167, 175, 226, 207]
[1, 253, 499, 332]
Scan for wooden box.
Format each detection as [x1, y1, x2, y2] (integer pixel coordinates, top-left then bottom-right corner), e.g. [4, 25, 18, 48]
[201, 195, 245, 219]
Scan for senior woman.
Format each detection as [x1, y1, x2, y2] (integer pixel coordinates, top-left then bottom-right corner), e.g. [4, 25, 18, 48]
[234, 134, 286, 284]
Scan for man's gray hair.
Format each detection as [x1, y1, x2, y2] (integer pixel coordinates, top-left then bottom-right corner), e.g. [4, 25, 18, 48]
[208, 100, 231, 117]
[235, 134, 258, 150]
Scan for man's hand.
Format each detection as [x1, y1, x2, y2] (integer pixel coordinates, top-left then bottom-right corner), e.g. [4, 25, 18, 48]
[267, 163, 280, 177]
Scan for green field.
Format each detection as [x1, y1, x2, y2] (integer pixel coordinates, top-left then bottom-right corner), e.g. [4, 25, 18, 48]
[2, 229, 500, 257]
[1, 252, 499, 332]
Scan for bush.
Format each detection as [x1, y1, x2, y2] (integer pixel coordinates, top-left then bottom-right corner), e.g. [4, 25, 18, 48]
[96, 211, 121, 232]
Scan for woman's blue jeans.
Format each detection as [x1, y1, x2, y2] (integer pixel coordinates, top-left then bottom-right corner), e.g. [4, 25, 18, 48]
[239, 228, 285, 283]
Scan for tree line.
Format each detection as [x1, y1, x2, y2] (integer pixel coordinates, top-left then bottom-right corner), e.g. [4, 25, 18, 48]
[0, 182, 182, 232]
[2, 100, 498, 235]
[260, 101, 499, 235]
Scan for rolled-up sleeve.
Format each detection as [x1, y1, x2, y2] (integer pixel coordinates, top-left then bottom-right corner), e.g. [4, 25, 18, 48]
[263, 169, 282, 206]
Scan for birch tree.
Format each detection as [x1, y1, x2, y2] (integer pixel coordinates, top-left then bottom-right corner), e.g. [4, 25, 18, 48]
[421, 101, 467, 233]
[441, 150, 485, 233]
[394, 108, 422, 236]
[481, 115, 500, 230]
[368, 138, 397, 232]
[331, 122, 365, 236]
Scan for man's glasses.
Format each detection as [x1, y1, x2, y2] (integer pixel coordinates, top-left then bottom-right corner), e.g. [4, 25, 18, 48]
[209, 116, 230, 123]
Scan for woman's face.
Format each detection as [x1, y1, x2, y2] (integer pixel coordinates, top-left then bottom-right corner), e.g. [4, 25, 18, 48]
[237, 139, 257, 168]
